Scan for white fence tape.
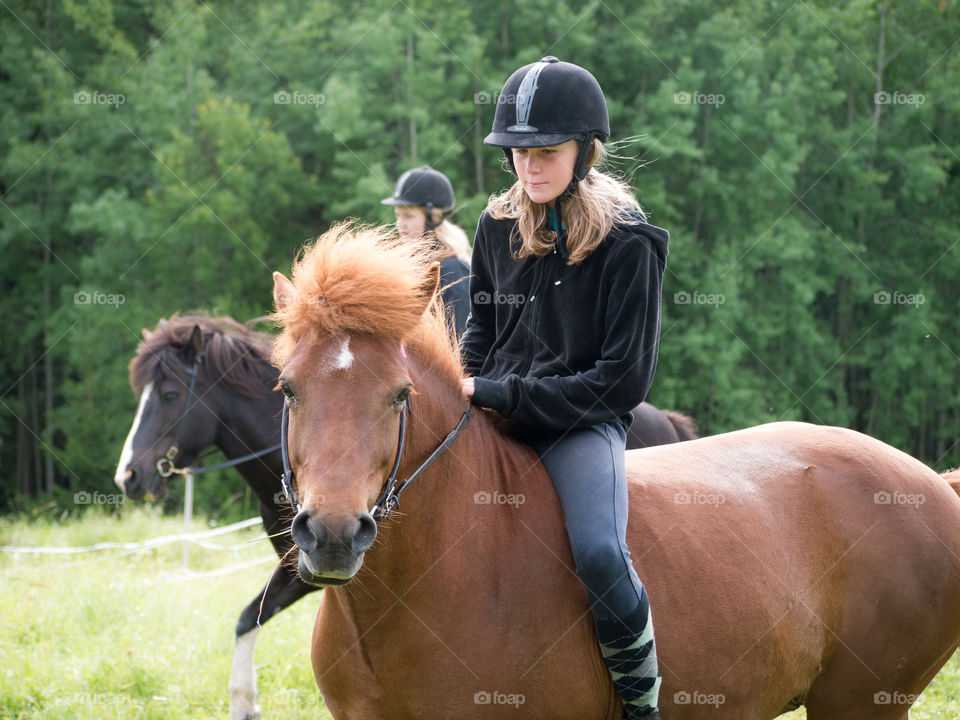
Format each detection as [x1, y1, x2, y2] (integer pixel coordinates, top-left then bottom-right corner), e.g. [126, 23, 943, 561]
[0, 516, 265, 555]
[145, 554, 278, 585]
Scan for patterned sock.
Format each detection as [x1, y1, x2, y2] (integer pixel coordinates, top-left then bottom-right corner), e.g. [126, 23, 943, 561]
[594, 593, 661, 718]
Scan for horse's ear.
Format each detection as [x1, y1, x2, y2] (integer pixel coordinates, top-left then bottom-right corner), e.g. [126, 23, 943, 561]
[141, 327, 153, 340]
[416, 262, 442, 314]
[189, 325, 204, 357]
[273, 271, 297, 312]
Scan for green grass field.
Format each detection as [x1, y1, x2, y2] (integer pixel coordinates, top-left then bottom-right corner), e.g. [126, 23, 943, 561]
[0, 506, 328, 720]
[0, 507, 957, 719]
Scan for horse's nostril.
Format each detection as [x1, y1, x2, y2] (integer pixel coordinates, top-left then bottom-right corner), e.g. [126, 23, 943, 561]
[291, 509, 321, 551]
[120, 467, 138, 493]
[352, 513, 377, 554]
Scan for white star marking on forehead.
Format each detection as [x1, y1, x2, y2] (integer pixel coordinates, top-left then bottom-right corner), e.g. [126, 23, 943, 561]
[335, 337, 354, 370]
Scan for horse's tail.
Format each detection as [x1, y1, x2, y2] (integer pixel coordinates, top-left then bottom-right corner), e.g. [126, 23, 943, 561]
[663, 410, 700, 442]
[941, 469, 960, 498]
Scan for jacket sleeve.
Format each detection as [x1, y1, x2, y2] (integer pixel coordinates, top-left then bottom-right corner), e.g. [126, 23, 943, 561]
[458, 216, 496, 376]
[473, 234, 664, 429]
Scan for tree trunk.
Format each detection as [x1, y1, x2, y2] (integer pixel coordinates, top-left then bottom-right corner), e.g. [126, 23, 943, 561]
[406, 27, 417, 162]
[16, 365, 32, 497]
[474, 98, 484, 197]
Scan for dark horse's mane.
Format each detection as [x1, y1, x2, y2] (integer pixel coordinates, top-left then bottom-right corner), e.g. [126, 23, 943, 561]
[129, 313, 277, 398]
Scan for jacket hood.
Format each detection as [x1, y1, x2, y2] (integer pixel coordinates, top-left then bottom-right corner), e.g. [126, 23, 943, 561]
[619, 211, 669, 267]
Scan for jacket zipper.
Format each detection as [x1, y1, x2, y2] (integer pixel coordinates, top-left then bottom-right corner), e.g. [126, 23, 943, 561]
[519, 255, 550, 376]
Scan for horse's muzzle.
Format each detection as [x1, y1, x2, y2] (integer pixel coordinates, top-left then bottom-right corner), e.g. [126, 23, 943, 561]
[118, 466, 167, 501]
[291, 509, 377, 586]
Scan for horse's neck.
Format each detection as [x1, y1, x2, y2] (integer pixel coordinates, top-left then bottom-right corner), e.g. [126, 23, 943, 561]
[214, 389, 283, 473]
[341, 361, 535, 596]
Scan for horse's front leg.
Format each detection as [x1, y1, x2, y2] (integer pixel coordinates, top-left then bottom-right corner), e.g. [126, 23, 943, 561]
[229, 625, 261, 720]
[229, 561, 319, 719]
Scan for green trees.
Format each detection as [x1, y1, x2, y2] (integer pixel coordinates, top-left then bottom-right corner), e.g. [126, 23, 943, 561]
[2, 0, 958, 513]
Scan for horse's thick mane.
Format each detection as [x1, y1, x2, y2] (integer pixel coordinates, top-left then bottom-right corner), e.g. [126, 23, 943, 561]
[129, 313, 276, 398]
[271, 222, 463, 385]
[942, 468, 960, 500]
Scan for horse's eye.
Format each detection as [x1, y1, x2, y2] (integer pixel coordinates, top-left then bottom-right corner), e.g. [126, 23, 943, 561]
[279, 382, 296, 403]
[393, 387, 411, 407]
[162, 391, 179, 404]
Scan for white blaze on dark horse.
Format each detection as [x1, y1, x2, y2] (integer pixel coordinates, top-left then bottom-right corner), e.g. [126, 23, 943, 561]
[114, 381, 153, 492]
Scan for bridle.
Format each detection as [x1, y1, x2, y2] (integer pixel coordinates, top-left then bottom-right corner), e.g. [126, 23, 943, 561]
[279, 394, 472, 522]
[155, 356, 281, 479]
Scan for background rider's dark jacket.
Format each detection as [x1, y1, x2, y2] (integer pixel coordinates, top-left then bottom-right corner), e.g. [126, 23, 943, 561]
[460, 209, 669, 431]
[438, 254, 471, 337]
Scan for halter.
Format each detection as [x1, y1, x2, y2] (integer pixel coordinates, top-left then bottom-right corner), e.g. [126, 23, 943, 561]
[279, 394, 472, 522]
[155, 356, 281, 478]
[155, 357, 201, 478]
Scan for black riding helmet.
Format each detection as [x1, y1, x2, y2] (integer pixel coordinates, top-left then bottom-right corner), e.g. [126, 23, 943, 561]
[484, 56, 609, 199]
[381, 166, 455, 230]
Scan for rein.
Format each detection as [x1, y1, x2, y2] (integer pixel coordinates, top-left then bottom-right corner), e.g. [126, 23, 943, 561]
[158, 443, 283, 478]
[279, 395, 472, 522]
[155, 356, 281, 478]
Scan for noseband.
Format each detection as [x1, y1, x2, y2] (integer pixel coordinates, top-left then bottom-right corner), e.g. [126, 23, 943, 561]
[279, 395, 472, 522]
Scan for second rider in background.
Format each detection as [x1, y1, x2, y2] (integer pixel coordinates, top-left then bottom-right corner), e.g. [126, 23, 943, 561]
[382, 165, 472, 336]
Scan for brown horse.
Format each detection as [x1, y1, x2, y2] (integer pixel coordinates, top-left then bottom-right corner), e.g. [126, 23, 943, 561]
[271, 224, 960, 720]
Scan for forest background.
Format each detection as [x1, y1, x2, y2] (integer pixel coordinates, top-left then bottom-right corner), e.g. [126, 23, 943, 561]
[2, 0, 958, 518]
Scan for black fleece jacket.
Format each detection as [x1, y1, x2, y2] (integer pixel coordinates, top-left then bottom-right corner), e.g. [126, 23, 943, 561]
[460, 209, 669, 431]
[438, 254, 471, 337]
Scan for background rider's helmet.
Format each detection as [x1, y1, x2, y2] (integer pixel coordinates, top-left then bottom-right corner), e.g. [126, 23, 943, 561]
[381, 166, 455, 230]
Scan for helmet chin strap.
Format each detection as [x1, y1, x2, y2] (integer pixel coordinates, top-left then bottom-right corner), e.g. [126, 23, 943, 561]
[423, 203, 439, 232]
[557, 131, 598, 202]
[552, 130, 599, 251]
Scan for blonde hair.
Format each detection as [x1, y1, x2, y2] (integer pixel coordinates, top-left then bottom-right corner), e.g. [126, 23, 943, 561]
[486, 140, 642, 266]
[430, 217, 472, 263]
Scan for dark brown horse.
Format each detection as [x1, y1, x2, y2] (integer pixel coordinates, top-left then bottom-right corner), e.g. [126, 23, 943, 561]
[271, 224, 960, 720]
[113, 315, 311, 720]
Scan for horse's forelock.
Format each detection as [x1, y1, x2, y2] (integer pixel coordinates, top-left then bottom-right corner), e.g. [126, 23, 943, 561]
[271, 223, 463, 387]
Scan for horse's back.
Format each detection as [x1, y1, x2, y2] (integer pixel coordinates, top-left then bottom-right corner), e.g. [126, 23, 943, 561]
[623, 421, 960, 717]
